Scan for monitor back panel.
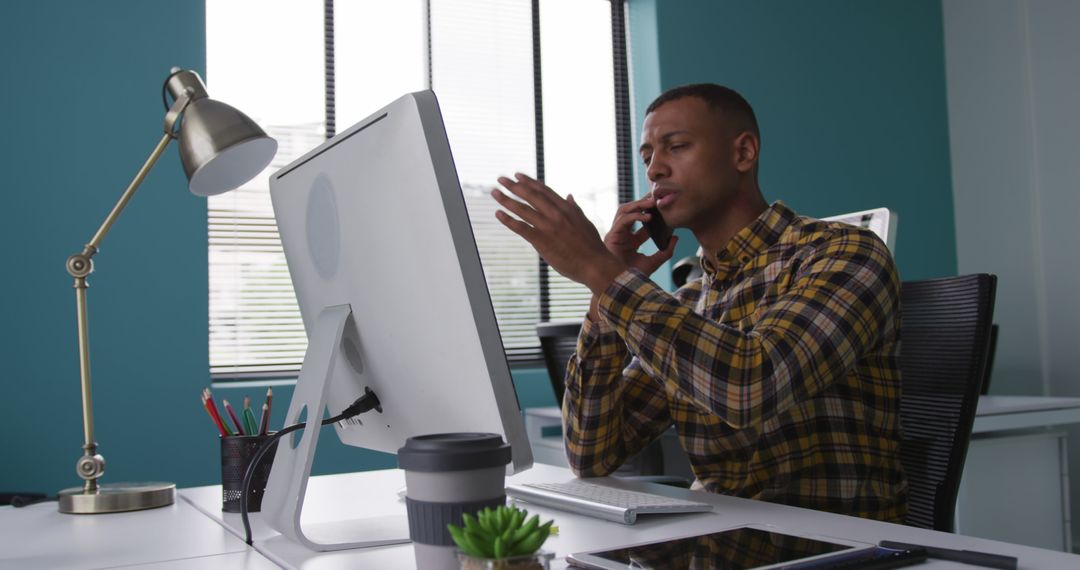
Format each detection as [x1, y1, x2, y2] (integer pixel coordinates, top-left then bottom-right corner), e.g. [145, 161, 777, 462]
[268, 91, 531, 472]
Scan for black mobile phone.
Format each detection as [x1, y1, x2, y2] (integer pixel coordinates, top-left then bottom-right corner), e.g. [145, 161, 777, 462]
[643, 206, 673, 250]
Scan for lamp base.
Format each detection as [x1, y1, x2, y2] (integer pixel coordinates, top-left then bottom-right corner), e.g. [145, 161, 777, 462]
[58, 481, 175, 514]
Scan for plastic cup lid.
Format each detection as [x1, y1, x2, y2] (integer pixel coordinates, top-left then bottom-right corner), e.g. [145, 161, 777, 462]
[397, 433, 511, 472]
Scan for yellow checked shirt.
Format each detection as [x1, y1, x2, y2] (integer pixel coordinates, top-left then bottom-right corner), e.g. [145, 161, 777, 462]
[563, 202, 907, 522]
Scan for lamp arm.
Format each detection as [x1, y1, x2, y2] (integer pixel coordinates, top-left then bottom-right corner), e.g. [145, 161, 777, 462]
[64, 89, 194, 493]
[81, 87, 194, 256]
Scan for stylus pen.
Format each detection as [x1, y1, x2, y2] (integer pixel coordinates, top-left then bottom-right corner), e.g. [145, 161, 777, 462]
[878, 540, 1017, 570]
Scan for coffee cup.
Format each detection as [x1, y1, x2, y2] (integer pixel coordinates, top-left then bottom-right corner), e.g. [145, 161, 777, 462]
[398, 433, 512, 570]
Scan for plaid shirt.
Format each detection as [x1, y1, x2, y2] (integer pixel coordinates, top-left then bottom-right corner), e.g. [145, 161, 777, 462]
[563, 202, 907, 522]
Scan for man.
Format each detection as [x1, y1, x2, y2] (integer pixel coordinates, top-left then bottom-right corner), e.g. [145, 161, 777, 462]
[491, 83, 906, 522]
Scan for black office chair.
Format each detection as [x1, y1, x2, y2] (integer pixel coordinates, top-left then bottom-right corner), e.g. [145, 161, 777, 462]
[898, 273, 997, 532]
[980, 324, 999, 395]
[672, 254, 703, 288]
[536, 321, 582, 410]
[536, 322, 685, 482]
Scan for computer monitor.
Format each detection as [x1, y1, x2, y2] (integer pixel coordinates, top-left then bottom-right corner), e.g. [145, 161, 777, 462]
[261, 90, 532, 551]
[822, 207, 898, 253]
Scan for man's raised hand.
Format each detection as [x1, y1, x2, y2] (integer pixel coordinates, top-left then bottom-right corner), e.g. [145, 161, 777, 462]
[492, 173, 624, 294]
[492, 174, 677, 295]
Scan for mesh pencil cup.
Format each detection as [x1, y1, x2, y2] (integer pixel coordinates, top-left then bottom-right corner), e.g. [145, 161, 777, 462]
[220, 434, 278, 513]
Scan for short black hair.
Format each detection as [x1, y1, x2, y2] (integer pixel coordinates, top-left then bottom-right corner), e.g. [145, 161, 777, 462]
[645, 83, 759, 138]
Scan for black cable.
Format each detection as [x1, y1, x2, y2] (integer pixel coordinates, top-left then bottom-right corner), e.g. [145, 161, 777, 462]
[161, 68, 185, 111]
[240, 389, 381, 546]
[10, 494, 56, 508]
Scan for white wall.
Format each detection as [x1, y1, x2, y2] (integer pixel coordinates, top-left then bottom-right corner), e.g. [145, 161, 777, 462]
[944, 0, 1080, 547]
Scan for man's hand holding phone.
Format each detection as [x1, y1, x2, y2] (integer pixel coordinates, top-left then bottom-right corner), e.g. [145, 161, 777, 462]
[491, 174, 677, 303]
[603, 194, 678, 277]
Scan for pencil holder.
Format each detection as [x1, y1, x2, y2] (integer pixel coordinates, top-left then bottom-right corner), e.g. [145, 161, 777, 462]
[220, 434, 278, 513]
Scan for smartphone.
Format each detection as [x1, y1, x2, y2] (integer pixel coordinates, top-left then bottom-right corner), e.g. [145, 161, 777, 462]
[643, 206, 673, 250]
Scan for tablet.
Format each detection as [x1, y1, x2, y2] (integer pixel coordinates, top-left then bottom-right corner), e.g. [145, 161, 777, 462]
[566, 524, 875, 570]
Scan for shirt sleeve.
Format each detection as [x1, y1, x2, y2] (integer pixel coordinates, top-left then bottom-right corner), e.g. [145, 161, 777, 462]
[561, 311, 675, 477]
[601, 230, 899, 430]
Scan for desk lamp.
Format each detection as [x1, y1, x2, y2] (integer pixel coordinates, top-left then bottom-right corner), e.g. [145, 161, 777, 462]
[58, 68, 277, 514]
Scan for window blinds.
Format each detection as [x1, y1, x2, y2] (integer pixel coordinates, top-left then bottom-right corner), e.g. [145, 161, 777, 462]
[208, 0, 622, 378]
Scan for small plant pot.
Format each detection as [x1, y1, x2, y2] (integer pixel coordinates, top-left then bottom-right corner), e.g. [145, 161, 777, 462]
[458, 550, 554, 570]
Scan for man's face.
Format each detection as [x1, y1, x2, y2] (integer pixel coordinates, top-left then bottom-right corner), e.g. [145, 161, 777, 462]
[638, 97, 742, 232]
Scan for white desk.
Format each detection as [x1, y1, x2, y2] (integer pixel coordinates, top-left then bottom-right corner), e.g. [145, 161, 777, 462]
[971, 395, 1080, 433]
[4, 463, 1079, 569]
[0, 498, 275, 570]
[178, 463, 1080, 569]
[956, 395, 1080, 552]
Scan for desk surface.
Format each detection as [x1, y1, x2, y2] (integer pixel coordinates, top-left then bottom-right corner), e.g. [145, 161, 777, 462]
[0, 497, 266, 570]
[5, 463, 1080, 569]
[181, 463, 1079, 569]
[973, 395, 1080, 433]
[8, 397, 1080, 569]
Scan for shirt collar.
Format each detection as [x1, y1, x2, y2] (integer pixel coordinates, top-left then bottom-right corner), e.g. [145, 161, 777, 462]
[701, 201, 796, 275]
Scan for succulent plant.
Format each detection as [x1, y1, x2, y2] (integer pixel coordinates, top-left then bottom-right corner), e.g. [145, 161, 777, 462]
[447, 505, 554, 560]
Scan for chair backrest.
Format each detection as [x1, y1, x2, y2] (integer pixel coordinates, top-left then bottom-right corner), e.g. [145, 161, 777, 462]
[535, 321, 583, 408]
[822, 207, 898, 253]
[980, 324, 999, 395]
[672, 254, 704, 288]
[899, 273, 997, 532]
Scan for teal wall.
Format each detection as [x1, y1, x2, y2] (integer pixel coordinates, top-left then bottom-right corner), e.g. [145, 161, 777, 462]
[629, 0, 957, 281]
[1, 1, 213, 494]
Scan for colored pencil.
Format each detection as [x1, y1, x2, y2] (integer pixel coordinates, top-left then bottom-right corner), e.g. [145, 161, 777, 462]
[223, 399, 246, 436]
[204, 388, 233, 436]
[201, 391, 228, 437]
[265, 387, 273, 420]
[262, 387, 273, 435]
[242, 396, 258, 435]
[258, 403, 270, 436]
[201, 394, 226, 436]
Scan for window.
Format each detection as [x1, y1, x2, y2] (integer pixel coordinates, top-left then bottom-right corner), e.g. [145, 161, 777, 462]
[207, 0, 627, 378]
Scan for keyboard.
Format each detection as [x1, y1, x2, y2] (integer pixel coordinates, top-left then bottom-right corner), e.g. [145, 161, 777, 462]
[505, 480, 714, 524]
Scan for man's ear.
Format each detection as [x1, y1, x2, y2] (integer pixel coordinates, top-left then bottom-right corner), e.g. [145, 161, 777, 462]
[732, 131, 759, 174]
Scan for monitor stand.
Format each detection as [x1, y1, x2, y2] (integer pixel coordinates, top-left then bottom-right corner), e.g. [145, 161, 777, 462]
[261, 303, 411, 551]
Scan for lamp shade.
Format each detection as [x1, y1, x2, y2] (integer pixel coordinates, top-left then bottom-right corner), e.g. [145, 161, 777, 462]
[179, 98, 278, 196]
[164, 69, 277, 197]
